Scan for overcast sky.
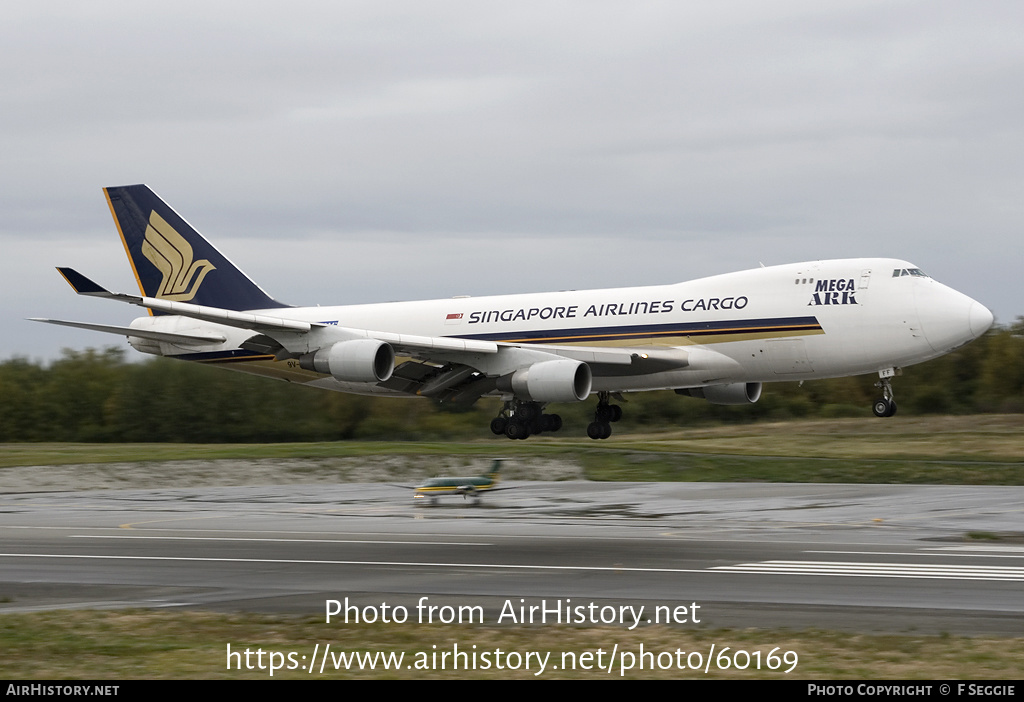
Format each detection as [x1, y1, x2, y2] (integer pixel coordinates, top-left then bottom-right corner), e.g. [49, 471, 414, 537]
[4, 1, 1022, 361]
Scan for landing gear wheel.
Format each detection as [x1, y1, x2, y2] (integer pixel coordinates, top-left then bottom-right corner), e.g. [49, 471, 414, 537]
[490, 417, 508, 435]
[547, 414, 562, 432]
[872, 399, 895, 417]
[872, 397, 898, 417]
[590, 392, 620, 439]
[505, 422, 530, 440]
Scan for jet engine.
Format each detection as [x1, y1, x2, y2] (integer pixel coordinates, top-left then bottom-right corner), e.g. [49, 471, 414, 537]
[675, 382, 762, 405]
[498, 359, 592, 402]
[300, 339, 395, 383]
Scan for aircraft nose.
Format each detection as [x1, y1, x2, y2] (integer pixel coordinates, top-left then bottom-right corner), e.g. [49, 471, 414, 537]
[968, 301, 994, 338]
[916, 283, 993, 354]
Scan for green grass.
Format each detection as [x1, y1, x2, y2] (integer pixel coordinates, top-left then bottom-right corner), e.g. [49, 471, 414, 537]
[0, 441, 523, 468]
[578, 453, 1024, 484]
[2, 416, 1021, 484]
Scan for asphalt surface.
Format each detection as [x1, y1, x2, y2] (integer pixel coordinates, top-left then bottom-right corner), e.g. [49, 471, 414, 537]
[2, 480, 1024, 634]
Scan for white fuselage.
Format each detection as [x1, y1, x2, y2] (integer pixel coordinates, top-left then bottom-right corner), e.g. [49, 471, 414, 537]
[128, 258, 992, 398]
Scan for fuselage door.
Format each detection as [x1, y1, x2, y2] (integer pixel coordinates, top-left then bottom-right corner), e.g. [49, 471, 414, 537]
[859, 269, 872, 290]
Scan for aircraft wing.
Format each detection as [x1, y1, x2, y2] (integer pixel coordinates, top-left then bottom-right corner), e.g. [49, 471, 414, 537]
[55, 268, 320, 335]
[54, 267, 500, 354]
[52, 267, 692, 402]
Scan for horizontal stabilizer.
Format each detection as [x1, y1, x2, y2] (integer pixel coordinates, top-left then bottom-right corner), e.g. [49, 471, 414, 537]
[28, 318, 226, 345]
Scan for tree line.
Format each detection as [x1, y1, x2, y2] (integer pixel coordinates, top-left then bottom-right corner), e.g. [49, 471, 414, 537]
[2, 320, 1021, 442]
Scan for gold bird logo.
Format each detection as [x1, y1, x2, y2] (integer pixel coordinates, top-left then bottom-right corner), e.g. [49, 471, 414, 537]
[141, 211, 216, 301]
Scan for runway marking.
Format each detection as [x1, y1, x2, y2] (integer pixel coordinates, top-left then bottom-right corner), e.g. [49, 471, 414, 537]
[926, 545, 1024, 554]
[7, 552, 1024, 581]
[0, 552, 706, 574]
[808, 549, 1024, 560]
[713, 560, 1024, 581]
[69, 535, 490, 546]
[3, 525, 707, 543]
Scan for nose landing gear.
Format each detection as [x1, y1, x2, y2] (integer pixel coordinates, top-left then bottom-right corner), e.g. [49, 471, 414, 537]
[872, 369, 899, 417]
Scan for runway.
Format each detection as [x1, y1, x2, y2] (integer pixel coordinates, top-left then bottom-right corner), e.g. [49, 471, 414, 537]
[2, 480, 1024, 634]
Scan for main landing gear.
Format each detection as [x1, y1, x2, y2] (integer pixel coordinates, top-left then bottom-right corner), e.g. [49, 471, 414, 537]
[872, 369, 899, 417]
[490, 400, 562, 440]
[587, 392, 622, 440]
[489, 393, 624, 440]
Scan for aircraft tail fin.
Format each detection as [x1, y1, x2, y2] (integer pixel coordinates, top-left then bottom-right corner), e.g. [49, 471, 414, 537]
[480, 459, 503, 482]
[103, 185, 288, 312]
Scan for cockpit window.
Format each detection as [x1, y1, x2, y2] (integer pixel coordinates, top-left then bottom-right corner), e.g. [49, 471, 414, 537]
[892, 268, 929, 278]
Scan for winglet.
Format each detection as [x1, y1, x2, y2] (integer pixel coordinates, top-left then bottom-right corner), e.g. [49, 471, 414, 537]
[56, 267, 114, 297]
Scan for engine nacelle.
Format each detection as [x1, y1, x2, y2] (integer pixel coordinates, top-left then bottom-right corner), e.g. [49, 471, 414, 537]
[499, 359, 592, 402]
[300, 339, 395, 383]
[675, 382, 762, 405]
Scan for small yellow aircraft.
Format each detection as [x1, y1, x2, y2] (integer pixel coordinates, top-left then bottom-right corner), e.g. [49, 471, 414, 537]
[413, 460, 504, 505]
